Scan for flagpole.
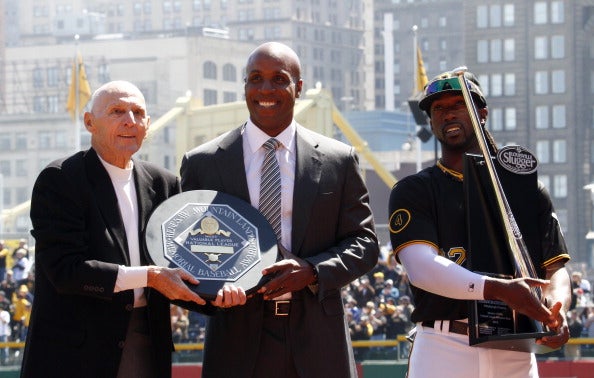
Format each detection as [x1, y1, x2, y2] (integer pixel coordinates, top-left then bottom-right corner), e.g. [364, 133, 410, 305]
[74, 34, 81, 152]
[411, 25, 422, 172]
[412, 25, 418, 95]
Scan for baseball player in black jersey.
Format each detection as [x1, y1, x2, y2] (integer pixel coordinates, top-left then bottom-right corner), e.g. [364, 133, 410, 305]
[388, 70, 571, 378]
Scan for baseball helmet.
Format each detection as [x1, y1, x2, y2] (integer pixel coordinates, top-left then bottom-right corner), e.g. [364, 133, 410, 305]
[418, 70, 487, 113]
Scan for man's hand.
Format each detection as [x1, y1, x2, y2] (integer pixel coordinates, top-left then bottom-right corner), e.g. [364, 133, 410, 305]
[257, 250, 316, 300]
[536, 301, 570, 349]
[211, 285, 247, 308]
[147, 266, 206, 305]
[484, 277, 554, 324]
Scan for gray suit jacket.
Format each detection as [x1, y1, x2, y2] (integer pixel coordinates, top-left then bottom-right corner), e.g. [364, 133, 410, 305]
[22, 148, 180, 378]
[181, 124, 379, 378]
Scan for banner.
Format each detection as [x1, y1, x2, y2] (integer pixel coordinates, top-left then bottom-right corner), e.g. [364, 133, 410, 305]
[66, 53, 91, 120]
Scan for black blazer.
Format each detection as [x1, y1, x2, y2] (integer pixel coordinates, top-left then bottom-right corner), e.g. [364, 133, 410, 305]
[181, 124, 379, 378]
[21, 149, 181, 378]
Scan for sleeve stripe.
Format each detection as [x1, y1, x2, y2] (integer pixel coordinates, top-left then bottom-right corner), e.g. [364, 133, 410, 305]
[541, 253, 570, 268]
[393, 240, 437, 255]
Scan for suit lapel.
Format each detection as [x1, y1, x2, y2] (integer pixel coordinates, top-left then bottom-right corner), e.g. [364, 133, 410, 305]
[133, 160, 157, 264]
[292, 127, 322, 255]
[84, 149, 130, 265]
[217, 126, 251, 202]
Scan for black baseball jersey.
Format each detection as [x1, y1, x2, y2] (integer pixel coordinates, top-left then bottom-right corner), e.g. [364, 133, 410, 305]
[388, 164, 570, 323]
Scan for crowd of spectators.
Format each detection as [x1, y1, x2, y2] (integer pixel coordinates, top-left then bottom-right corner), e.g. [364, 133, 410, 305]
[0, 239, 34, 366]
[8, 240, 594, 364]
[563, 266, 594, 359]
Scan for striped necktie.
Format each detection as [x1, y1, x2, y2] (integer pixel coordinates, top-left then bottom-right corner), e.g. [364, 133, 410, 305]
[259, 138, 282, 241]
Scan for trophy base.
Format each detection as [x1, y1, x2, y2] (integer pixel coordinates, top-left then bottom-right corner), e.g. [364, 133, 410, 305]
[468, 331, 556, 354]
[469, 296, 557, 354]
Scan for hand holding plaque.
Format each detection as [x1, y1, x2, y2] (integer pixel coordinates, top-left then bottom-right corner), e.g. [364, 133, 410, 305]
[145, 190, 278, 300]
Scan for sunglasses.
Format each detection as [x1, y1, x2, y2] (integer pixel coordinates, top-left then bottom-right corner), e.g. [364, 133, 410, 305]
[425, 77, 469, 96]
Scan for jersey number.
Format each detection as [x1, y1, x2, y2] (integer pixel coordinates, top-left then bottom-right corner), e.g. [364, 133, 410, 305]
[438, 247, 466, 265]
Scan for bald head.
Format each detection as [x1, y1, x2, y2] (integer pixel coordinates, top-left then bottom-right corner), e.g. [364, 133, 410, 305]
[246, 42, 301, 83]
[89, 81, 146, 114]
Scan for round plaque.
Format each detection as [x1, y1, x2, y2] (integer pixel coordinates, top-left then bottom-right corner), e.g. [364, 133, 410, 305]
[145, 190, 278, 300]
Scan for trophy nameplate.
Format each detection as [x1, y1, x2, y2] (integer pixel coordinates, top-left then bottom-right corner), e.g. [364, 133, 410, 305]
[145, 190, 278, 300]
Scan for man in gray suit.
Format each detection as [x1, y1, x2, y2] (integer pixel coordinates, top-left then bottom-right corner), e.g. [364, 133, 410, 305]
[22, 81, 206, 378]
[181, 42, 379, 378]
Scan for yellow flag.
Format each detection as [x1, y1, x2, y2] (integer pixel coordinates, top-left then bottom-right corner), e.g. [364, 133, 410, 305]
[66, 53, 92, 120]
[416, 46, 428, 93]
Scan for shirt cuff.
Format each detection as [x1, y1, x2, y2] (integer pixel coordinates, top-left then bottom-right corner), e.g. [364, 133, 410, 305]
[114, 265, 148, 293]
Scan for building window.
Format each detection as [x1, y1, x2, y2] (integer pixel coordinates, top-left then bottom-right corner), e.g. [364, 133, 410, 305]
[15, 159, 27, 177]
[552, 105, 566, 128]
[535, 71, 548, 94]
[504, 38, 515, 61]
[15, 133, 27, 149]
[223, 92, 237, 103]
[203, 89, 217, 105]
[536, 140, 550, 163]
[489, 4, 501, 27]
[0, 134, 10, 150]
[222, 64, 236, 82]
[477, 5, 488, 28]
[238, 28, 249, 40]
[0, 161, 10, 177]
[16, 188, 29, 204]
[505, 107, 516, 130]
[551, 35, 564, 59]
[552, 139, 566, 163]
[47, 66, 59, 87]
[551, 70, 565, 93]
[535, 36, 547, 59]
[504, 73, 515, 96]
[534, 2, 547, 24]
[491, 74, 502, 96]
[3, 188, 12, 208]
[490, 39, 502, 62]
[551, 1, 564, 24]
[490, 108, 503, 131]
[48, 95, 60, 113]
[33, 96, 46, 112]
[56, 130, 68, 148]
[503, 4, 515, 26]
[477, 40, 488, 63]
[553, 175, 567, 198]
[203, 61, 217, 79]
[98, 64, 110, 83]
[33, 67, 43, 88]
[535, 105, 549, 129]
[39, 131, 52, 149]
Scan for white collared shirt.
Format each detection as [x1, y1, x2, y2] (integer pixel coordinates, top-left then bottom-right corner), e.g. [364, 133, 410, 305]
[98, 156, 147, 308]
[242, 119, 296, 254]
